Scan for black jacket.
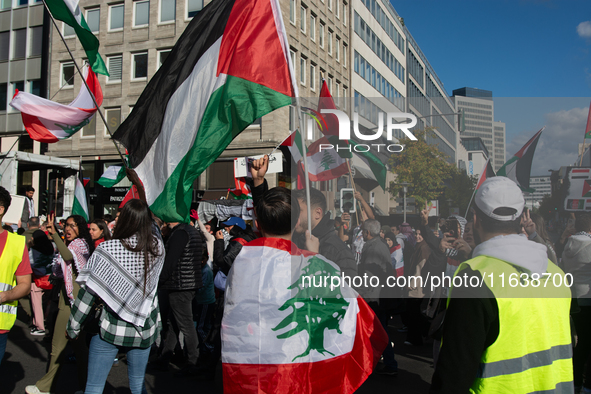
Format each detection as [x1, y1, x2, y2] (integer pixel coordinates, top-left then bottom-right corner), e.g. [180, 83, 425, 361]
[159, 223, 203, 290]
[293, 214, 357, 277]
[214, 226, 258, 276]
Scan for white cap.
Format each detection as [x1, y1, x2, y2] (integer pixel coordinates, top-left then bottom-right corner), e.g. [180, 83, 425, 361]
[474, 177, 524, 221]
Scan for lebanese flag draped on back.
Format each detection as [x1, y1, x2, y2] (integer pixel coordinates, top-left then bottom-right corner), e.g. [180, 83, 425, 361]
[222, 238, 388, 394]
[497, 127, 544, 193]
[9, 64, 102, 143]
[112, 0, 295, 223]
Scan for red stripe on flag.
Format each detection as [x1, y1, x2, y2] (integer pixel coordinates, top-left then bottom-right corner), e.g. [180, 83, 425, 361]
[515, 128, 543, 159]
[217, 0, 294, 97]
[21, 113, 60, 143]
[318, 79, 340, 137]
[119, 185, 139, 208]
[244, 237, 317, 257]
[222, 296, 387, 394]
[308, 162, 350, 182]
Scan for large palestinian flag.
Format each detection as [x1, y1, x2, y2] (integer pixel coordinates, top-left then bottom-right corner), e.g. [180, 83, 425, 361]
[222, 238, 388, 394]
[9, 65, 102, 143]
[497, 127, 544, 193]
[112, 0, 295, 223]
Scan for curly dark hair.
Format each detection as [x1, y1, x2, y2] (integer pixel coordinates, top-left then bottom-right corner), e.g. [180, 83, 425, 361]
[0, 186, 12, 214]
[67, 215, 95, 255]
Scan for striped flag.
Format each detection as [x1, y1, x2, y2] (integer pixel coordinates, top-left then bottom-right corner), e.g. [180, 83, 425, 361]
[222, 238, 388, 394]
[585, 100, 591, 139]
[112, 0, 295, 223]
[229, 177, 252, 200]
[97, 165, 126, 188]
[45, 0, 108, 75]
[475, 158, 496, 190]
[306, 137, 348, 182]
[497, 127, 544, 193]
[72, 178, 89, 221]
[280, 130, 305, 164]
[350, 141, 387, 190]
[9, 65, 102, 143]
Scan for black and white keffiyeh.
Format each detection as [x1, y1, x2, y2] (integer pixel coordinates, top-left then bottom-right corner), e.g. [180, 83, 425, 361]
[76, 232, 165, 328]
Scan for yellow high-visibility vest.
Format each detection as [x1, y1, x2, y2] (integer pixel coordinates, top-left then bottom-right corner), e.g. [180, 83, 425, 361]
[0, 232, 26, 331]
[451, 255, 574, 394]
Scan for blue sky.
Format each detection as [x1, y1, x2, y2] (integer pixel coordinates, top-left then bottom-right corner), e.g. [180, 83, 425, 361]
[391, 0, 591, 174]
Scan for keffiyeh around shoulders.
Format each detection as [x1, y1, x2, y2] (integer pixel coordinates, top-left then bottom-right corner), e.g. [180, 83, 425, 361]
[60, 238, 90, 303]
[76, 233, 165, 328]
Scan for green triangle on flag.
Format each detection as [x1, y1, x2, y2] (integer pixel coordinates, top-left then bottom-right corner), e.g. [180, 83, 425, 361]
[97, 165, 126, 188]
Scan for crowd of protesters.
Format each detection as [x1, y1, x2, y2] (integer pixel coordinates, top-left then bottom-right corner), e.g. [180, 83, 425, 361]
[0, 156, 587, 393]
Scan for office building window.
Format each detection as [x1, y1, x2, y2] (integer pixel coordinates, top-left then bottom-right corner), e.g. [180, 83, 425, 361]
[29, 80, 41, 96]
[63, 22, 75, 37]
[0, 31, 9, 61]
[335, 0, 339, 18]
[86, 8, 100, 33]
[335, 37, 340, 61]
[12, 29, 26, 59]
[132, 52, 148, 79]
[1, 0, 11, 10]
[327, 30, 332, 55]
[10, 81, 23, 111]
[105, 108, 121, 135]
[310, 64, 315, 91]
[300, 56, 306, 85]
[133, 0, 149, 27]
[107, 55, 123, 82]
[289, 49, 296, 71]
[29, 26, 42, 57]
[328, 0, 332, 11]
[186, 0, 203, 18]
[0, 83, 6, 111]
[18, 0, 27, 6]
[343, 44, 347, 67]
[81, 115, 97, 137]
[61, 62, 75, 88]
[160, 0, 175, 22]
[343, 3, 347, 25]
[319, 23, 324, 48]
[158, 49, 172, 68]
[289, 0, 295, 24]
[300, 6, 306, 33]
[335, 82, 339, 97]
[310, 15, 315, 41]
[109, 4, 124, 31]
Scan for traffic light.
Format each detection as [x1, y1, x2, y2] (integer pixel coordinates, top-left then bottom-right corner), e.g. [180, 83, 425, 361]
[340, 188, 356, 213]
[40, 190, 49, 216]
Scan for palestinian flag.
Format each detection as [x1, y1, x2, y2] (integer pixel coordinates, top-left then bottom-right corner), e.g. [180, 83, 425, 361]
[9, 65, 102, 143]
[306, 137, 348, 182]
[72, 178, 89, 221]
[222, 238, 388, 394]
[317, 79, 351, 158]
[281, 130, 305, 164]
[229, 177, 252, 200]
[475, 158, 496, 190]
[45, 0, 108, 75]
[112, 0, 295, 223]
[97, 165, 126, 188]
[497, 127, 544, 193]
[350, 141, 387, 190]
[585, 100, 591, 139]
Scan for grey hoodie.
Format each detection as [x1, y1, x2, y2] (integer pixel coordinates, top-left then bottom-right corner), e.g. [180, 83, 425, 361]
[562, 233, 591, 301]
[472, 234, 549, 276]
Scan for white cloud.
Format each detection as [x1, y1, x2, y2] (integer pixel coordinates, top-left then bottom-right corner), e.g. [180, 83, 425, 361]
[505, 107, 588, 175]
[578, 21, 591, 39]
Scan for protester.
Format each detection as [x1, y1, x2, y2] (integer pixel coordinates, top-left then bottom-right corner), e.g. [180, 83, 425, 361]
[250, 155, 357, 277]
[192, 249, 216, 370]
[358, 219, 398, 376]
[20, 186, 35, 230]
[154, 218, 203, 376]
[23, 216, 41, 242]
[561, 211, 591, 393]
[384, 231, 403, 277]
[431, 177, 573, 393]
[213, 216, 257, 276]
[196, 217, 215, 269]
[89, 218, 112, 248]
[26, 213, 94, 394]
[0, 186, 32, 363]
[522, 210, 558, 264]
[66, 199, 165, 394]
[27, 230, 54, 336]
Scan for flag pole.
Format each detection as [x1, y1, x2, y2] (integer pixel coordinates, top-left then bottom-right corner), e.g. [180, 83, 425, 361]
[295, 98, 313, 236]
[346, 159, 360, 226]
[41, 0, 127, 167]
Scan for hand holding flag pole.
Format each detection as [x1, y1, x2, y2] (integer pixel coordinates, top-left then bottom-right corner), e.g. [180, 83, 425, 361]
[41, 0, 127, 167]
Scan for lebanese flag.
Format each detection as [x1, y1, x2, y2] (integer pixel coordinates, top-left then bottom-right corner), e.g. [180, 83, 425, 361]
[475, 158, 496, 190]
[222, 238, 388, 394]
[9, 64, 102, 143]
[497, 127, 544, 193]
[112, 0, 295, 223]
[306, 137, 349, 182]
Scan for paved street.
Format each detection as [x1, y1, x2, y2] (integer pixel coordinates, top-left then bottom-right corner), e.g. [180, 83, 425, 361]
[3, 307, 434, 394]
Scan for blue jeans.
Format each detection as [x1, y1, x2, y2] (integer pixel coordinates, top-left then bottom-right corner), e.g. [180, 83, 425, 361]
[85, 335, 151, 394]
[0, 332, 7, 364]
